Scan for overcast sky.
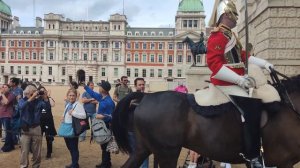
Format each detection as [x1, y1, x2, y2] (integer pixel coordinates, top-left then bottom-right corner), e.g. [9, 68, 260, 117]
[5, 0, 214, 28]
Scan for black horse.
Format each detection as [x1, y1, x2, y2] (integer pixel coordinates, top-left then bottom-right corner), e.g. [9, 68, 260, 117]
[182, 33, 207, 66]
[112, 74, 300, 168]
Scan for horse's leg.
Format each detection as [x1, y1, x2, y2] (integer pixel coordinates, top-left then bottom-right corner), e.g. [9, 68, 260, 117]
[121, 141, 151, 168]
[155, 148, 181, 168]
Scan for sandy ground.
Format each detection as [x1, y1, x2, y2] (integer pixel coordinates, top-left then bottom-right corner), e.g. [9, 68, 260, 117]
[0, 85, 299, 168]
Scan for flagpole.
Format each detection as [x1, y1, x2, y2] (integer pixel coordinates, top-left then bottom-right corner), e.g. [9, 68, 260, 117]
[244, 0, 249, 75]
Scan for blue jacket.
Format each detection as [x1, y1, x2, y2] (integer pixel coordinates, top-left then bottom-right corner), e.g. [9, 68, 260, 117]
[18, 97, 48, 127]
[84, 86, 115, 123]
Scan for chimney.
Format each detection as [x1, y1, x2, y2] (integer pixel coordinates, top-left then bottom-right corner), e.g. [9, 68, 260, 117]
[35, 17, 42, 28]
[12, 16, 20, 28]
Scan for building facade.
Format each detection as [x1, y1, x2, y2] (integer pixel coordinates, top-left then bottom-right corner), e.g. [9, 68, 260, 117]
[0, 0, 206, 85]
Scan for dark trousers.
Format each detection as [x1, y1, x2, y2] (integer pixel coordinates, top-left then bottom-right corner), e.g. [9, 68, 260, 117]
[0, 117, 14, 152]
[100, 122, 111, 166]
[46, 135, 54, 155]
[64, 137, 79, 168]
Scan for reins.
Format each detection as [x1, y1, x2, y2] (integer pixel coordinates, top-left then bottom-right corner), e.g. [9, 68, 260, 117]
[269, 68, 298, 115]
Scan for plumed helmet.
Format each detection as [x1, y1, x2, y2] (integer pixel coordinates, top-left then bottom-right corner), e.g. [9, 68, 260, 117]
[209, 0, 238, 27]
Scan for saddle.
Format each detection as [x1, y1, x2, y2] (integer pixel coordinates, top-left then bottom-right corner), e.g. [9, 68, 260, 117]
[188, 64, 281, 118]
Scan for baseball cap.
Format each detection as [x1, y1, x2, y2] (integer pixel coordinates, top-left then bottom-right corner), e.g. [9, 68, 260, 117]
[97, 80, 111, 92]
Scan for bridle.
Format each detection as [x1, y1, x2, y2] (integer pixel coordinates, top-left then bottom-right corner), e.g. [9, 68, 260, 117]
[269, 68, 299, 116]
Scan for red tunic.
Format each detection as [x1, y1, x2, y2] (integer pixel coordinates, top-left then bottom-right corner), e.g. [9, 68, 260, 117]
[206, 30, 247, 86]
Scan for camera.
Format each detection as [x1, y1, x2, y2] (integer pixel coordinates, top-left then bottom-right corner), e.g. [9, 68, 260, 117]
[38, 90, 44, 95]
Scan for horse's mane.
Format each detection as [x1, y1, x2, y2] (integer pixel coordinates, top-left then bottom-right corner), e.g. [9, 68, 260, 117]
[280, 75, 300, 93]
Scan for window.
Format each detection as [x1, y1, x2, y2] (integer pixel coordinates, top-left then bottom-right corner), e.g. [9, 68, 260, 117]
[10, 66, 14, 74]
[33, 66, 36, 75]
[142, 54, 147, 62]
[92, 42, 98, 48]
[40, 53, 44, 60]
[63, 41, 69, 48]
[26, 41, 30, 47]
[177, 69, 182, 77]
[114, 41, 120, 49]
[126, 42, 131, 49]
[168, 69, 173, 77]
[177, 43, 183, 50]
[150, 43, 155, 50]
[135, 32, 140, 36]
[150, 54, 155, 62]
[10, 41, 14, 47]
[1, 52, 5, 59]
[151, 32, 155, 36]
[142, 69, 146, 77]
[73, 41, 79, 48]
[143, 32, 147, 36]
[134, 53, 139, 62]
[183, 20, 187, 27]
[64, 53, 68, 60]
[168, 43, 173, 50]
[158, 69, 162, 77]
[1, 40, 6, 47]
[177, 55, 183, 63]
[18, 41, 22, 47]
[49, 41, 54, 47]
[25, 52, 30, 60]
[114, 52, 120, 62]
[188, 20, 193, 27]
[114, 68, 118, 77]
[193, 20, 198, 27]
[150, 69, 154, 77]
[10, 52, 15, 59]
[101, 41, 108, 48]
[62, 67, 66, 76]
[49, 53, 54, 60]
[135, 42, 139, 49]
[158, 54, 163, 63]
[168, 55, 173, 63]
[134, 69, 139, 77]
[40, 66, 43, 75]
[101, 68, 106, 76]
[41, 41, 44, 47]
[25, 66, 29, 74]
[83, 41, 89, 48]
[127, 32, 132, 36]
[48, 67, 52, 75]
[18, 66, 21, 74]
[73, 53, 78, 60]
[126, 53, 131, 62]
[1, 66, 4, 73]
[159, 32, 163, 36]
[187, 55, 192, 63]
[32, 53, 37, 60]
[83, 53, 88, 61]
[158, 43, 163, 50]
[126, 68, 131, 77]
[93, 53, 97, 61]
[197, 55, 201, 63]
[142, 43, 147, 49]
[102, 54, 107, 62]
[17, 52, 22, 59]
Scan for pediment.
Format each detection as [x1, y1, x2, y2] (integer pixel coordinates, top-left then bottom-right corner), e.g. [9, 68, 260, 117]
[176, 31, 200, 40]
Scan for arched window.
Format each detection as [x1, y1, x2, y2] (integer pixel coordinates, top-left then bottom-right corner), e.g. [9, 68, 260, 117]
[52, 24, 55, 29]
[35, 31, 39, 35]
[49, 24, 51, 29]
[20, 30, 24, 34]
[27, 31, 31, 34]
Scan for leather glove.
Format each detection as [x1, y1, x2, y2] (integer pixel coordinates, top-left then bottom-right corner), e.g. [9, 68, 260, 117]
[264, 62, 274, 73]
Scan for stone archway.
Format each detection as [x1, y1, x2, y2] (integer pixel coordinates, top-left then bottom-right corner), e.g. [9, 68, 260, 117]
[77, 69, 85, 83]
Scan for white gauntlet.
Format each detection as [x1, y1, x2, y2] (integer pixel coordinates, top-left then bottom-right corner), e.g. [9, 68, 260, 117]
[248, 56, 274, 72]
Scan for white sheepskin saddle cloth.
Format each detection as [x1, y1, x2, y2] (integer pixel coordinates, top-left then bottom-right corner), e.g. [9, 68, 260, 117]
[194, 64, 281, 106]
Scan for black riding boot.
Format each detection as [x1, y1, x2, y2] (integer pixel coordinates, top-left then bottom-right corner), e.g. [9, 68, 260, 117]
[230, 95, 264, 168]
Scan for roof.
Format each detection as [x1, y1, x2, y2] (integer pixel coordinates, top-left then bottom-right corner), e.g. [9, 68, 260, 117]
[2, 27, 44, 34]
[126, 27, 175, 37]
[0, 0, 11, 16]
[178, 0, 204, 12]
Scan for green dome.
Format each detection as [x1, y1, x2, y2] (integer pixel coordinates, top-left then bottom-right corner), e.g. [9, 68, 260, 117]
[178, 0, 204, 12]
[0, 0, 11, 16]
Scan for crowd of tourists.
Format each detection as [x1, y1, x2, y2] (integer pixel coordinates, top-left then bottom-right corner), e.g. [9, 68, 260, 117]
[0, 76, 151, 168]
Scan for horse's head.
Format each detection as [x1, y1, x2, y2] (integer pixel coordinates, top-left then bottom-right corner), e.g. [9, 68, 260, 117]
[280, 75, 300, 112]
[182, 36, 190, 43]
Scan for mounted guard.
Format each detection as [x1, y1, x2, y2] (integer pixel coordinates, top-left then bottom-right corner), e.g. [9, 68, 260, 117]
[206, 0, 280, 167]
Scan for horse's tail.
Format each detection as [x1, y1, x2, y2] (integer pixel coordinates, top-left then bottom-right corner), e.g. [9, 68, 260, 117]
[112, 92, 145, 154]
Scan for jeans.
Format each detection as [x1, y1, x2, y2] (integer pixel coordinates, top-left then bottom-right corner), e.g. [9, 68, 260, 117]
[79, 113, 95, 140]
[0, 117, 14, 152]
[64, 137, 79, 168]
[128, 132, 149, 168]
